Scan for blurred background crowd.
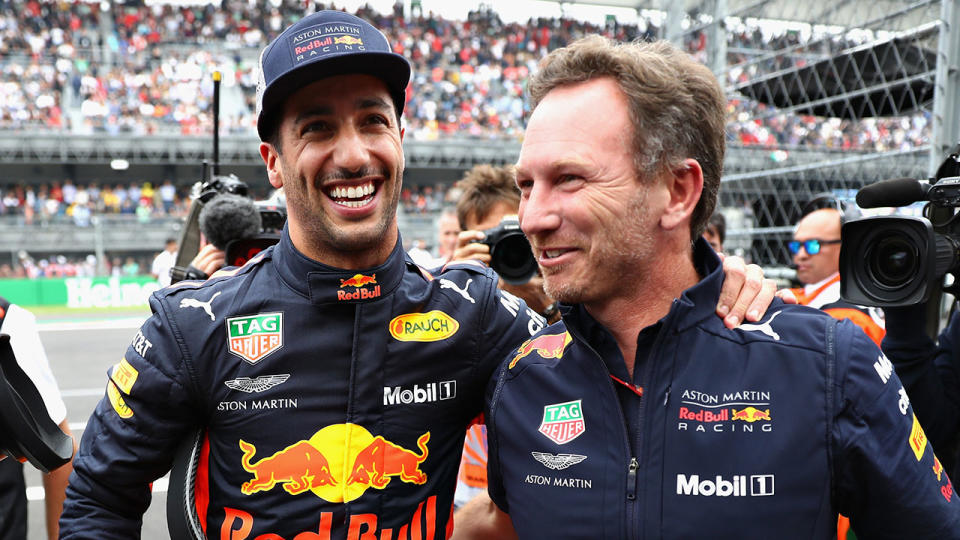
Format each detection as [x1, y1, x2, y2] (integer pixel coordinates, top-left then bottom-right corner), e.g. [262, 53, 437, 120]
[0, 0, 931, 150]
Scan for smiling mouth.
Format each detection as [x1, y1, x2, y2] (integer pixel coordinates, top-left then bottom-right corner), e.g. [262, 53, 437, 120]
[326, 180, 377, 208]
[541, 248, 573, 260]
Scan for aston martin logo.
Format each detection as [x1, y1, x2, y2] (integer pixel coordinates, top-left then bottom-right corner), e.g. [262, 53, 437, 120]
[531, 452, 587, 471]
[224, 374, 290, 393]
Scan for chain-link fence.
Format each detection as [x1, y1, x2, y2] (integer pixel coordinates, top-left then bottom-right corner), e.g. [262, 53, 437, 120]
[673, 0, 953, 274]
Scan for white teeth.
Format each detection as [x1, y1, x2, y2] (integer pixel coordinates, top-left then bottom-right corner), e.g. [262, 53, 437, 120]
[545, 250, 562, 258]
[328, 182, 376, 202]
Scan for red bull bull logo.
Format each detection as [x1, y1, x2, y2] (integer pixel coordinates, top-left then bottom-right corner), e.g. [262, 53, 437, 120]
[239, 439, 337, 495]
[347, 432, 430, 488]
[509, 332, 572, 369]
[238, 423, 430, 503]
[338, 274, 381, 301]
[334, 35, 363, 45]
[933, 456, 944, 482]
[730, 407, 771, 423]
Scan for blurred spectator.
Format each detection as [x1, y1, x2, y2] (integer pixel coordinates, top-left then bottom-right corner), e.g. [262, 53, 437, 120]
[151, 237, 177, 287]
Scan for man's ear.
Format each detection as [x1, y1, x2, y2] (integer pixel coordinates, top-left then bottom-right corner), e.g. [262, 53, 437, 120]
[660, 158, 703, 231]
[260, 142, 283, 189]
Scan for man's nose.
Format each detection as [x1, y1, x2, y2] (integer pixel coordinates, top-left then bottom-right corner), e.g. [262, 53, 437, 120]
[519, 183, 561, 236]
[332, 127, 371, 171]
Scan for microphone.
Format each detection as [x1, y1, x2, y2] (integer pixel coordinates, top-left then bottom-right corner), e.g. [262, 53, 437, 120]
[855, 178, 929, 208]
[199, 194, 263, 250]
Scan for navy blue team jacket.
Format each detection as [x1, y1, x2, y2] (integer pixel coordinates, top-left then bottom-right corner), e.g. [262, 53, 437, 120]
[60, 229, 544, 539]
[487, 240, 960, 539]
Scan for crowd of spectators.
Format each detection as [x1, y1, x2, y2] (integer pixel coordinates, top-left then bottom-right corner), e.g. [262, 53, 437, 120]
[0, 179, 190, 225]
[0, 0, 935, 152]
[0, 252, 155, 279]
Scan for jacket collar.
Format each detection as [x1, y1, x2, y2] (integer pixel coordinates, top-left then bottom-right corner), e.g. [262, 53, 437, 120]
[561, 237, 724, 340]
[272, 226, 406, 305]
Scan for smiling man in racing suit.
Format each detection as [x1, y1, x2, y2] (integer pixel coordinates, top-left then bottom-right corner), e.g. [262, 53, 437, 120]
[456, 37, 960, 538]
[59, 12, 782, 540]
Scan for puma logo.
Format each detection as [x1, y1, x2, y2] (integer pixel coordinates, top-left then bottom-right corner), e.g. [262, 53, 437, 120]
[439, 278, 475, 303]
[179, 291, 222, 321]
[739, 311, 782, 341]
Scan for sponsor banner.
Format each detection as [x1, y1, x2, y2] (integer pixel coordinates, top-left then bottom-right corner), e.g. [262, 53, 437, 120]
[0, 276, 160, 308]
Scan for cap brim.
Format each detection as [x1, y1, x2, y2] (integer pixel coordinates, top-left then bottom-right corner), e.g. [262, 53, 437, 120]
[257, 52, 410, 141]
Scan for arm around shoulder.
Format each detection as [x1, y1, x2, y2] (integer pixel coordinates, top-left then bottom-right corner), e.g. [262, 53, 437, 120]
[451, 491, 518, 540]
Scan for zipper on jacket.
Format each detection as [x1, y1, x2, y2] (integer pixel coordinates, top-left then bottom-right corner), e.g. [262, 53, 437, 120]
[626, 457, 639, 501]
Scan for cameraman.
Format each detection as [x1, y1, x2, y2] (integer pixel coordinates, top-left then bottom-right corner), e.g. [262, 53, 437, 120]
[452, 164, 557, 323]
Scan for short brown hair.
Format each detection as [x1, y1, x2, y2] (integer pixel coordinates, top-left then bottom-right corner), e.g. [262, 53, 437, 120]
[528, 36, 726, 239]
[455, 164, 520, 230]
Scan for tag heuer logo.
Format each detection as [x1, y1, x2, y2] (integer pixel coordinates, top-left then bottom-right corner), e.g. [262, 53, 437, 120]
[539, 400, 585, 445]
[226, 313, 283, 364]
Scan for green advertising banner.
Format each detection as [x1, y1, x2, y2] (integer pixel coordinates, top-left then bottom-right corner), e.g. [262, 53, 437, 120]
[0, 277, 160, 308]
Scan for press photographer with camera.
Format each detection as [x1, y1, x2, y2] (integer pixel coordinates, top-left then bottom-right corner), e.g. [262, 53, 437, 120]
[451, 164, 556, 323]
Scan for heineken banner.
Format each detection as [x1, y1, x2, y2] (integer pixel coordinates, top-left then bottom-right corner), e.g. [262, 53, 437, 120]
[0, 277, 160, 308]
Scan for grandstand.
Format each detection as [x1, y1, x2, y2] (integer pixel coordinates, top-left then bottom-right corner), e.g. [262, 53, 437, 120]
[0, 0, 955, 279]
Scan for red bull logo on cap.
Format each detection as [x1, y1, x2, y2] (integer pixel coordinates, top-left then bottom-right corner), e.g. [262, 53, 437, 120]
[539, 399, 585, 445]
[509, 332, 572, 369]
[238, 423, 430, 503]
[226, 312, 283, 364]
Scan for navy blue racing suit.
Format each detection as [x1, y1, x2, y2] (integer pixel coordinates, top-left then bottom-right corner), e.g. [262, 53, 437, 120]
[486, 239, 960, 539]
[60, 230, 544, 539]
[881, 302, 960, 480]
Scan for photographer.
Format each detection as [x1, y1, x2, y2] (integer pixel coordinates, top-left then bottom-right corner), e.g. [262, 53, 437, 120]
[452, 164, 557, 323]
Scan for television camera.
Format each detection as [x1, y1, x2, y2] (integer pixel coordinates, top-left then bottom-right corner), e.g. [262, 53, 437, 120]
[840, 146, 960, 307]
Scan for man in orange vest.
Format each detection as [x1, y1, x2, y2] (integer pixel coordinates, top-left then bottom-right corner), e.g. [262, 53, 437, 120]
[789, 205, 885, 345]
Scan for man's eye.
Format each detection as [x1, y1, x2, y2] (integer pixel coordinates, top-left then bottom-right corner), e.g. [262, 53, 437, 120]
[366, 115, 390, 126]
[302, 121, 330, 134]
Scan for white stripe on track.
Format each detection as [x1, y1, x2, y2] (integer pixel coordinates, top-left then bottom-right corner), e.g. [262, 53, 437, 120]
[27, 474, 168, 501]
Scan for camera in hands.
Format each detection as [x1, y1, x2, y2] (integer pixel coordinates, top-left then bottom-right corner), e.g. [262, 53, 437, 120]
[840, 149, 960, 306]
[477, 216, 538, 285]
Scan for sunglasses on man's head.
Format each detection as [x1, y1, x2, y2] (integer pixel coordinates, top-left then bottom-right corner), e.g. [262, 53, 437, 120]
[788, 239, 841, 255]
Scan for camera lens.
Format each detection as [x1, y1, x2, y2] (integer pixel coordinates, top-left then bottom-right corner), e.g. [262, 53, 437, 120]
[866, 235, 918, 290]
[490, 233, 538, 285]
